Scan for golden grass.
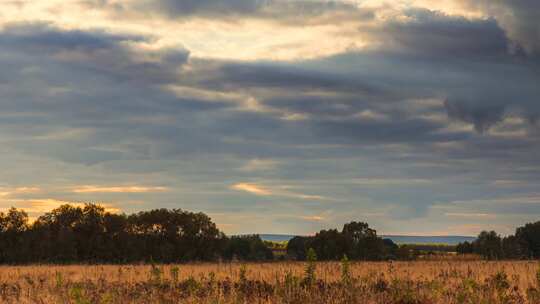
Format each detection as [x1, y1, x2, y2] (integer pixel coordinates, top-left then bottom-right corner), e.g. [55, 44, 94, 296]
[0, 261, 539, 303]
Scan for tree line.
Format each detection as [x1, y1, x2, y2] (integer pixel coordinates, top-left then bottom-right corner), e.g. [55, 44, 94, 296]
[0, 204, 403, 263]
[286, 221, 399, 260]
[9, 202, 537, 263]
[0, 204, 272, 264]
[456, 221, 540, 260]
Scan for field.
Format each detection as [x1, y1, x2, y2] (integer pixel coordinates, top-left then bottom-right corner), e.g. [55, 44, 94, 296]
[0, 261, 539, 303]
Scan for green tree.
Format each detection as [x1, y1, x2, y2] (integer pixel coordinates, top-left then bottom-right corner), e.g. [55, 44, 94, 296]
[310, 229, 346, 260]
[223, 235, 273, 261]
[502, 235, 525, 259]
[0, 208, 29, 263]
[456, 241, 474, 255]
[342, 221, 384, 260]
[473, 231, 503, 260]
[286, 236, 312, 260]
[515, 221, 540, 258]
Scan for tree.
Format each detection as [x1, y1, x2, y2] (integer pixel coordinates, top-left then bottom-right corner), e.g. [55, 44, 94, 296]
[286, 221, 390, 261]
[127, 208, 226, 262]
[287, 236, 312, 260]
[342, 222, 376, 242]
[0, 208, 29, 263]
[342, 221, 384, 260]
[310, 229, 346, 260]
[223, 235, 273, 261]
[456, 241, 474, 255]
[382, 238, 399, 259]
[0, 208, 28, 232]
[473, 231, 503, 260]
[515, 221, 540, 259]
[0, 204, 272, 264]
[502, 235, 525, 259]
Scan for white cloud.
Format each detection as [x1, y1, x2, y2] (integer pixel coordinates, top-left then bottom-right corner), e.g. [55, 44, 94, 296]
[240, 159, 280, 171]
[71, 185, 168, 193]
[445, 212, 497, 219]
[230, 182, 330, 200]
[231, 183, 272, 196]
[349, 178, 433, 186]
[299, 215, 325, 221]
[451, 195, 540, 205]
[0, 186, 41, 198]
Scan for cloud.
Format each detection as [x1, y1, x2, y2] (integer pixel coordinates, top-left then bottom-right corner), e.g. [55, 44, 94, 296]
[299, 215, 325, 221]
[71, 185, 168, 193]
[240, 159, 280, 171]
[452, 195, 540, 205]
[460, 0, 540, 54]
[377, 8, 511, 58]
[230, 182, 329, 200]
[0, 22, 189, 87]
[212, 62, 380, 94]
[444, 100, 507, 133]
[0, 23, 235, 165]
[186, 12, 538, 135]
[131, 0, 373, 24]
[230, 183, 272, 196]
[0, 187, 41, 198]
[0, 199, 121, 215]
[350, 178, 432, 186]
[0, 22, 146, 54]
[445, 212, 497, 219]
[492, 180, 523, 187]
[139, 0, 263, 17]
[231, 183, 273, 196]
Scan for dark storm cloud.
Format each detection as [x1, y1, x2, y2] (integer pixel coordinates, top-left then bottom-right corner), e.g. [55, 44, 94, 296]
[0, 23, 190, 84]
[149, 0, 264, 16]
[377, 12, 540, 132]
[154, 0, 363, 18]
[190, 9, 540, 134]
[81, 1, 539, 139]
[217, 63, 379, 94]
[462, 0, 540, 53]
[8, 5, 530, 146]
[95, 0, 374, 24]
[380, 8, 512, 58]
[312, 118, 471, 144]
[441, 64, 540, 133]
[0, 24, 236, 164]
[171, 39, 540, 193]
[260, 94, 475, 144]
[0, 23, 145, 53]
[264, 95, 367, 117]
[193, 54, 538, 137]
[0, 23, 190, 86]
[444, 100, 506, 133]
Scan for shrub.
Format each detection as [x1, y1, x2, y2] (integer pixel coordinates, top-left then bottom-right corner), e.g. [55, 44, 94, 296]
[341, 254, 351, 286]
[304, 248, 317, 286]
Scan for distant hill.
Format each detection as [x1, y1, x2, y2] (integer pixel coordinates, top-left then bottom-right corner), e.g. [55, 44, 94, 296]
[258, 234, 475, 245]
[258, 234, 296, 242]
[381, 235, 476, 245]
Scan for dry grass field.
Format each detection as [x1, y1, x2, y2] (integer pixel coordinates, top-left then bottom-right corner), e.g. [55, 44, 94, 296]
[0, 261, 539, 303]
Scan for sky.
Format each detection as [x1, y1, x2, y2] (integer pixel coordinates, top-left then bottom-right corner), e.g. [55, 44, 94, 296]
[0, 0, 539, 236]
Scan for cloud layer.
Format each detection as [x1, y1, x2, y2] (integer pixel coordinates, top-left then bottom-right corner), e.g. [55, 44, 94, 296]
[0, 0, 539, 235]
